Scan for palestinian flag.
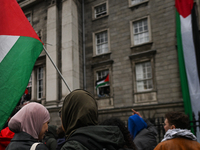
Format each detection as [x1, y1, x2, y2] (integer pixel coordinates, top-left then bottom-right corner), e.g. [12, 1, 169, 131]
[176, 0, 200, 139]
[0, 0, 43, 130]
[96, 74, 109, 89]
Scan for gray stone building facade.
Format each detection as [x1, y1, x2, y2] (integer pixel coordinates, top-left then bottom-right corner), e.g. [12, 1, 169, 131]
[17, 0, 200, 126]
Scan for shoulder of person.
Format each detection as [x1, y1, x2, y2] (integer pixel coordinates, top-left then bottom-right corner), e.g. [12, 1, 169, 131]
[35, 143, 49, 150]
[61, 140, 88, 150]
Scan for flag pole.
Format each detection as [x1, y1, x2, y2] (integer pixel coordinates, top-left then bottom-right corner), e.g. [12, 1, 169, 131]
[43, 46, 71, 92]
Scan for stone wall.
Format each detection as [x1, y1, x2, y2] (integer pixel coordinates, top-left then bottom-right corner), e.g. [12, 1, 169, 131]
[84, 0, 184, 123]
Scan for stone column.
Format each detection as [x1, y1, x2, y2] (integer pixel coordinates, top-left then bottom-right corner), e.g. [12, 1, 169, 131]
[46, 2, 59, 107]
[61, 0, 80, 99]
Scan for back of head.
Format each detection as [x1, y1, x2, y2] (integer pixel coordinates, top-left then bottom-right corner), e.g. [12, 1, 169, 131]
[61, 89, 98, 136]
[8, 102, 50, 139]
[100, 117, 137, 150]
[57, 126, 65, 138]
[165, 111, 189, 129]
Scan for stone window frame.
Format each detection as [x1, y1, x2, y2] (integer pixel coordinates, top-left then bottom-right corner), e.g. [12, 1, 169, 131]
[93, 64, 114, 109]
[32, 56, 46, 101]
[93, 65, 113, 98]
[96, 69, 110, 97]
[132, 58, 155, 94]
[130, 50, 157, 104]
[135, 61, 153, 92]
[26, 74, 32, 98]
[25, 11, 32, 25]
[130, 16, 152, 47]
[128, 0, 149, 8]
[37, 66, 44, 100]
[92, 28, 111, 57]
[130, 50, 156, 94]
[92, 1, 109, 20]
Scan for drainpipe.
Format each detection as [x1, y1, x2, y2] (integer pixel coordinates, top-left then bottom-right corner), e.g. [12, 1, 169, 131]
[82, 0, 86, 90]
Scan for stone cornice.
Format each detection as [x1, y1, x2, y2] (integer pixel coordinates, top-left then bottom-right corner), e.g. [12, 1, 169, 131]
[18, 0, 37, 8]
[98, 101, 183, 114]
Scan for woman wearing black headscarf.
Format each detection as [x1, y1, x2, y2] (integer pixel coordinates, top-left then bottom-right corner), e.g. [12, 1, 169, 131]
[60, 89, 125, 150]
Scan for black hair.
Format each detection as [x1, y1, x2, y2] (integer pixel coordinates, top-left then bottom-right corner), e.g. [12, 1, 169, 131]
[165, 112, 190, 129]
[100, 117, 137, 150]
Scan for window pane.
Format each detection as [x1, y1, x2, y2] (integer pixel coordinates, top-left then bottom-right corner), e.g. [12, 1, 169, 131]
[95, 3, 107, 18]
[96, 70, 110, 97]
[135, 62, 153, 92]
[131, 0, 145, 5]
[136, 63, 143, 80]
[133, 18, 149, 45]
[37, 67, 43, 99]
[25, 13, 31, 23]
[96, 31, 108, 55]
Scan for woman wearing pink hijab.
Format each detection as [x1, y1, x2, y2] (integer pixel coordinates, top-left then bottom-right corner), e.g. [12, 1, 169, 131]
[6, 102, 50, 150]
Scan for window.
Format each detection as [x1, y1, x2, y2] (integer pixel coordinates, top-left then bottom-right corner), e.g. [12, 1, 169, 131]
[133, 18, 149, 45]
[96, 70, 110, 97]
[37, 67, 43, 99]
[130, 16, 151, 46]
[135, 61, 153, 92]
[92, 1, 108, 19]
[93, 29, 110, 56]
[131, 0, 145, 5]
[25, 12, 32, 25]
[128, 0, 148, 7]
[96, 31, 108, 55]
[24, 75, 32, 101]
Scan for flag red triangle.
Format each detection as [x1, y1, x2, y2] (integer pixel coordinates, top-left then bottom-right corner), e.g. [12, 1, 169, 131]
[175, 0, 193, 18]
[0, 0, 41, 42]
[104, 74, 109, 82]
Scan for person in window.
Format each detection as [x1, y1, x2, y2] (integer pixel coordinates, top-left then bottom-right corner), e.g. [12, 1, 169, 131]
[60, 89, 126, 150]
[128, 109, 157, 150]
[154, 112, 200, 150]
[98, 87, 110, 97]
[6, 102, 50, 150]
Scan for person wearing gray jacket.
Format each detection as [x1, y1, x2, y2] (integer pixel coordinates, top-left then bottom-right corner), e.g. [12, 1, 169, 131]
[128, 110, 157, 150]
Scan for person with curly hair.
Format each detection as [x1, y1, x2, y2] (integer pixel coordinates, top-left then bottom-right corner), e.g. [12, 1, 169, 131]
[154, 111, 200, 150]
[100, 117, 137, 150]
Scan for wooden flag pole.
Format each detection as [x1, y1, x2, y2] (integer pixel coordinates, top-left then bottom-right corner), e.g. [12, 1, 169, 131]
[43, 46, 71, 92]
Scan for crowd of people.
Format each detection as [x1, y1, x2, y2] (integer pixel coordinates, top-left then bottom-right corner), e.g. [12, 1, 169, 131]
[0, 89, 200, 150]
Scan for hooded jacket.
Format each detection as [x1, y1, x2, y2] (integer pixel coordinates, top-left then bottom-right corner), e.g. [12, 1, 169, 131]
[60, 90, 125, 150]
[61, 125, 125, 150]
[154, 129, 200, 150]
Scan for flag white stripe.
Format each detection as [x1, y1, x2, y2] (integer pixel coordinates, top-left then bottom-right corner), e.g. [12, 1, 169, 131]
[0, 35, 19, 63]
[181, 14, 200, 141]
[97, 80, 105, 85]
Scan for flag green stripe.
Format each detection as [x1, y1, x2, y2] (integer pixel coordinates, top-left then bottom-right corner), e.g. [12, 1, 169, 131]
[176, 11, 193, 122]
[96, 82, 109, 89]
[0, 36, 43, 130]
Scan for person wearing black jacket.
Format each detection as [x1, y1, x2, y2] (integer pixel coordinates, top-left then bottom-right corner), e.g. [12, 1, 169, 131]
[6, 102, 50, 150]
